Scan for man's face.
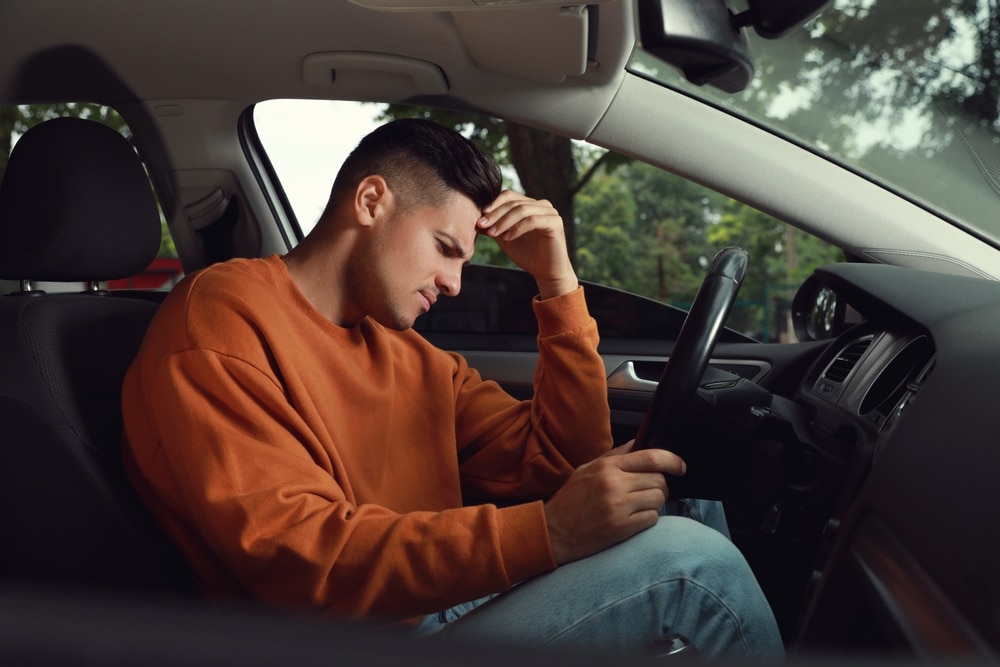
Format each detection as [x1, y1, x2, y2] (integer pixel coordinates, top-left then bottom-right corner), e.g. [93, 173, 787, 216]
[356, 190, 480, 331]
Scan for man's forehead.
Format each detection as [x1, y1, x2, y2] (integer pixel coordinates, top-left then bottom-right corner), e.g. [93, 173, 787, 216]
[437, 193, 482, 248]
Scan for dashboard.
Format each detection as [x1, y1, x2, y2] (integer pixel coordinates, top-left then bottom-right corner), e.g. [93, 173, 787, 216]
[807, 329, 934, 436]
[791, 263, 1000, 659]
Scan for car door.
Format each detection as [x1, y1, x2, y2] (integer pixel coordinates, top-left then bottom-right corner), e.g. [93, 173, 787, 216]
[416, 263, 829, 447]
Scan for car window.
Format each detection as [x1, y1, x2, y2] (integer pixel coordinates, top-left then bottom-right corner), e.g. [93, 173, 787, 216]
[0, 103, 182, 294]
[253, 100, 843, 343]
[630, 1, 1000, 251]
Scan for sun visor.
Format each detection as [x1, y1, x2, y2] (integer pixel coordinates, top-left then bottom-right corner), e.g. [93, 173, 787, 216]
[451, 5, 590, 83]
[345, 1, 600, 84]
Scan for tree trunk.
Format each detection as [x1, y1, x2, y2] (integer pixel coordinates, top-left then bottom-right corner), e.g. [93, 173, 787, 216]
[505, 121, 578, 267]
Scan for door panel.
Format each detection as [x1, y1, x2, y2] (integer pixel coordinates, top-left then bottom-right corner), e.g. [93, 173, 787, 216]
[425, 341, 826, 446]
[418, 264, 829, 444]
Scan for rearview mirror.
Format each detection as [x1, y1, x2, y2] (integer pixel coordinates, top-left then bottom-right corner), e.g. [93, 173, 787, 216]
[636, 0, 832, 93]
[740, 0, 833, 39]
[636, 0, 753, 93]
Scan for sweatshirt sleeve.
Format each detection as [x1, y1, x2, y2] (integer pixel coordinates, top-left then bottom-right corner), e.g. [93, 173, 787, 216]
[453, 286, 613, 502]
[130, 346, 558, 623]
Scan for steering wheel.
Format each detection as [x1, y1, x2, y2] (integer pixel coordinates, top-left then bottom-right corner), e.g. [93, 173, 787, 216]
[633, 247, 749, 498]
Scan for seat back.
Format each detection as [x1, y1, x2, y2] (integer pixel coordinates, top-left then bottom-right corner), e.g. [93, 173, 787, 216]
[0, 117, 199, 595]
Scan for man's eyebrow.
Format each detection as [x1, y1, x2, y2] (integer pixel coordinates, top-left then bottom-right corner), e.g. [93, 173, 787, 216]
[440, 233, 474, 264]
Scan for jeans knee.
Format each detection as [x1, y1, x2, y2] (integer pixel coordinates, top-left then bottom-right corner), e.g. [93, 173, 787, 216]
[635, 518, 782, 659]
[629, 517, 760, 597]
[432, 515, 782, 660]
[644, 515, 735, 559]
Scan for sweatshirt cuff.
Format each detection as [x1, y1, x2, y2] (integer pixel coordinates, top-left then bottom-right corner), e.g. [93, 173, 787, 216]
[496, 501, 557, 585]
[532, 286, 591, 339]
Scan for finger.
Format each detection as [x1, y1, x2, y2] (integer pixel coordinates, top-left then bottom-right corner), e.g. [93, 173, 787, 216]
[616, 448, 687, 476]
[624, 507, 662, 532]
[613, 476, 668, 507]
[627, 487, 668, 513]
[485, 207, 562, 240]
[620, 470, 669, 495]
[491, 215, 552, 242]
[481, 195, 556, 223]
[478, 192, 531, 229]
[482, 189, 525, 212]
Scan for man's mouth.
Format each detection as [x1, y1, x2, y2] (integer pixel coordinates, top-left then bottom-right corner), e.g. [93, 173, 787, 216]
[419, 290, 437, 311]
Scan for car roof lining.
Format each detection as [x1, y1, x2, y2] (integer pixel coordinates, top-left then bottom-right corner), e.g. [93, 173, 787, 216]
[5, 0, 1000, 279]
[0, 1, 630, 125]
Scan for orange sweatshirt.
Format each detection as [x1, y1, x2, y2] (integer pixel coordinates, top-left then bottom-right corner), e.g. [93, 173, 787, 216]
[122, 255, 612, 625]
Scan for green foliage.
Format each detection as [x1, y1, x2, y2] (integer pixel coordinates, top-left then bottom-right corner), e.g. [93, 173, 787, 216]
[575, 161, 718, 307]
[575, 172, 639, 289]
[574, 159, 844, 340]
[158, 219, 178, 258]
[707, 200, 844, 337]
[377, 102, 843, 341]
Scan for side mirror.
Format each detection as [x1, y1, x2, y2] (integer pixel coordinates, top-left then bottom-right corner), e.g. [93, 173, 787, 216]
[636, 0, 832, 93]
[791, 273, 859, 342]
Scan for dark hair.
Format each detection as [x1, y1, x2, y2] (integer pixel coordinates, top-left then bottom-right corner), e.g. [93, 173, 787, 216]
[328, 118, 502, 214]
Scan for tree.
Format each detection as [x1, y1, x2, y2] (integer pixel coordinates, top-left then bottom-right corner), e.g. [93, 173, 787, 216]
[707, 200, 843, 339]
[574, 170, 641, 290]
[721, 1, 1000, 212]
[375, 101, 845, 340]
[621, 161, 727, 303]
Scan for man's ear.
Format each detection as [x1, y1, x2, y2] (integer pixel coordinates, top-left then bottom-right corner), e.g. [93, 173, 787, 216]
[354, 175, 392, 228]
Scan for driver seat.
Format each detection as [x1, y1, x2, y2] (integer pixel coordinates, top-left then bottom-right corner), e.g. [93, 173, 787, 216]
[0, 117, 200, 596]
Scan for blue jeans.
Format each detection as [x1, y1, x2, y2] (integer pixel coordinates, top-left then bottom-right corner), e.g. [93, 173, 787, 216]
[414, 500, 784, 661]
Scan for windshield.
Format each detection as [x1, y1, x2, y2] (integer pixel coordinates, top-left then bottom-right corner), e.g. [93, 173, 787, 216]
[630, 0, 1000, 248]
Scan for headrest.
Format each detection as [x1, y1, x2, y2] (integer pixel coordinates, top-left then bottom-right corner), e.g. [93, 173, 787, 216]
[0, 117, 161, 282]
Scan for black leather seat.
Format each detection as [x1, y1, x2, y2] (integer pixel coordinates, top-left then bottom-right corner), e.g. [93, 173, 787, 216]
[0, 117, 199, 596]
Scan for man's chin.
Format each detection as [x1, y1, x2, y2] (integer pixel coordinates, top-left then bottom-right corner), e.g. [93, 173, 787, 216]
[374, 313, 417, 331]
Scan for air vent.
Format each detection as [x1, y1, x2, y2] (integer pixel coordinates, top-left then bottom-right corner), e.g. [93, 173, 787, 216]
[823, 337, 872, 384]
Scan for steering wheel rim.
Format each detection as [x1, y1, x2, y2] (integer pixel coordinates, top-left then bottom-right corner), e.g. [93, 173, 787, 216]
[633, 247, 749, 470]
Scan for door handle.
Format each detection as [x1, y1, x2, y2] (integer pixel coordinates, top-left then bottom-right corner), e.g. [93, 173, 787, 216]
[607, 361, 660, 392]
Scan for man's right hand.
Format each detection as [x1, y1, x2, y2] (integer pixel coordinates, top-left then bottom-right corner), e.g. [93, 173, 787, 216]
[543, 440, 687, 565]
[476, 190, 578, 301]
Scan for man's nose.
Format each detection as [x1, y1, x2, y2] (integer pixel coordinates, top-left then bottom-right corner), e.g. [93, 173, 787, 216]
[437, 268, 461, 297]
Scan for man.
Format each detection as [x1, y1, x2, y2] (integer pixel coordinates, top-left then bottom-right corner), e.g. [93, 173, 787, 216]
[122, 118, 782, 660]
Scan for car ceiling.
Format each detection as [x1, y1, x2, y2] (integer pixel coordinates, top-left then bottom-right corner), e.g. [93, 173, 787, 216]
[0, 0, 630, 136]
[4, 0, 1000, 281]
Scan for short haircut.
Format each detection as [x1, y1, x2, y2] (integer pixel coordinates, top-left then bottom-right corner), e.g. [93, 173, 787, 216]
[328, 118, 502, 214]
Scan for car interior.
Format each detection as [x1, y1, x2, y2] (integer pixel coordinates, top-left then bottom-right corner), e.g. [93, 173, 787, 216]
[2, 0, 1000, 664]
[0, 117, 201, 596]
